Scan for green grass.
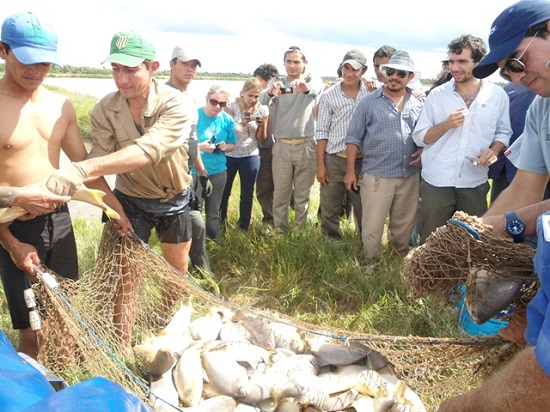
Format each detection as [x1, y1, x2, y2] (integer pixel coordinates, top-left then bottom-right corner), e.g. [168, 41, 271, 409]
[0, 85, 470, 411]
[44, 85, 98, 144]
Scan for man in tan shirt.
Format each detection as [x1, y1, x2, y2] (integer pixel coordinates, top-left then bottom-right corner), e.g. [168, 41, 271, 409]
[47, 31, 195, 338]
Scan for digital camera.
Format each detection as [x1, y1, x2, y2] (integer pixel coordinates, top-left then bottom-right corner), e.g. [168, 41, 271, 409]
[280, 86, 293, 94]
[245, 111, 262, 122]
[209, 135, 221, 154]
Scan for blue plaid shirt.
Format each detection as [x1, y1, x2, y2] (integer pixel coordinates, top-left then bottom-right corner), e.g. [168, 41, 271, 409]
[345, 87, 424, 178]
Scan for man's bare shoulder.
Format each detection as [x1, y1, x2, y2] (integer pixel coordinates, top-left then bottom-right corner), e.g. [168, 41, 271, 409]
[0, 82, 70, 109]
[35, 85, 72, 106]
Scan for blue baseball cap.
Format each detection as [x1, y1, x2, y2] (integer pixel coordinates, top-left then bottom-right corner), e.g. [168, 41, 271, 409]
[1, 12, 62, 66]
[473, 0, 550, 79]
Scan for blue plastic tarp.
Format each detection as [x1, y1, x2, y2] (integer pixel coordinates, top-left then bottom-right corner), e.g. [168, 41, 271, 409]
[0, 329, 153, 411]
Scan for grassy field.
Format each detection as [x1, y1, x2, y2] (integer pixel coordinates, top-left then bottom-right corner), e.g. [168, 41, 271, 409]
[0, 85, 475, 411]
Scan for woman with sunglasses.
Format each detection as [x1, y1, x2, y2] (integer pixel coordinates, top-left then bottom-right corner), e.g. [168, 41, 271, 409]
[197, 85, 237, 239]
[220, 77, 269, 231]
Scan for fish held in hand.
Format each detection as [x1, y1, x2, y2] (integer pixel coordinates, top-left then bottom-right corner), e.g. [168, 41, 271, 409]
[0, 187, 120, 223]
[466, 267, 533, 324]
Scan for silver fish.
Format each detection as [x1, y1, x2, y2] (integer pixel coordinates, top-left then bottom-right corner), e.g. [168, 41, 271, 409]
[379, 373, 426, 412]
[220, 321, 254, 343]
[174, 344, 203, 407]
[266, 353, 319, 377]
[202, 346, 250, 398]
[240, 370, 283, 404]
[351, 395, 375, 412]
[181, 395, 237, 412]
[275, 398, 302, 411]
[133, 328, 192, 364]
[235, 312, 304, 353]
[149, 365, 179, 412]
[221, 340, 271, 371]
[234, 402, 261, 411]
[272, 372, 360, 411]
[163, 302, 193, 336]
[306, 337, 368, 366]
[190, 308, 226, 341]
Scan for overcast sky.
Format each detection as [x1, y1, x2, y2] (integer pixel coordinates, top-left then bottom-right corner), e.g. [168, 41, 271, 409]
[3, 0, 518, 81]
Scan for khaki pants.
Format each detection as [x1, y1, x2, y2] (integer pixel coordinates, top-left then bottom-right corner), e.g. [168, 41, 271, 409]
[272, 139, 317, 233]
[360, 173, 420, 259]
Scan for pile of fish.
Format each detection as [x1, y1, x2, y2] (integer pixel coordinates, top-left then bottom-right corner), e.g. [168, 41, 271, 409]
[133, 303, 426, 412]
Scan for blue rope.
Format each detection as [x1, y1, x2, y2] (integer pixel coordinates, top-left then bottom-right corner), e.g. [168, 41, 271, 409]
[448, 218, 481, 240]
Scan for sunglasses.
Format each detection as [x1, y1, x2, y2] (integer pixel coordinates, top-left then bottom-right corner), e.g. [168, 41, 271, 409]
[382, 67, 409, 79]
[209, 98, 227, 108]
[499, 31, 539, 81]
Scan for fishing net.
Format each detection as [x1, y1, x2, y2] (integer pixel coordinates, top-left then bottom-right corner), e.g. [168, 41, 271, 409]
[29, 219, 526, 411]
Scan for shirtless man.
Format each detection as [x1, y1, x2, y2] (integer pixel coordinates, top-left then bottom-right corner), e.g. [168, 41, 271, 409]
[0, 12, 123, 358]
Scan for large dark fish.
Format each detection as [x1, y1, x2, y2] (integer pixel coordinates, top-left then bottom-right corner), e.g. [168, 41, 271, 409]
[466, 268, 534, 324]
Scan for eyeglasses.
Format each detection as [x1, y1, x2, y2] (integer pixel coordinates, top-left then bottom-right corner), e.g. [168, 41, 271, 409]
[382, 67, 409, 79]
[209, 98, 227, 108]
[499, 31, 539, 81]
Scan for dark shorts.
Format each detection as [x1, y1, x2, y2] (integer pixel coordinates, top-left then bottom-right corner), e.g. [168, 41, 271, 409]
[0, 205, 78, 330]
[113, 189, 192, 244]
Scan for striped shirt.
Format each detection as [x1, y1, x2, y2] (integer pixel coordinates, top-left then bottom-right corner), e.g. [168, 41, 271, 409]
[315, 81, 369, 153]
[413, 79, 512, 188]
[345, 87, 424, 178]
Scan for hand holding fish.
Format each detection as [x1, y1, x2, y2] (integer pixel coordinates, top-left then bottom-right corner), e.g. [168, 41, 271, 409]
[6, 182, 70, 220]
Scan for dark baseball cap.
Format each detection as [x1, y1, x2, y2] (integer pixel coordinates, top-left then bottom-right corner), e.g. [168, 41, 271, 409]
[473, 0, 550, 79]
[339, 49, 367, 70]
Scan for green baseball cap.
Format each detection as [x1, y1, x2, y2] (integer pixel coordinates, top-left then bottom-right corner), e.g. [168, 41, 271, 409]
[102, 31, 155, 67]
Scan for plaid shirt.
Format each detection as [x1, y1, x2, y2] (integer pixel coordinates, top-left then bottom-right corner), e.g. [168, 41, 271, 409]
[315, 81, 369, 153]
[345, 87, 424, 178]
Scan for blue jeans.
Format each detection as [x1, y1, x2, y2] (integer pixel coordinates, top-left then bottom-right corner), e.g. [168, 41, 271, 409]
[220, 155, 260, 230]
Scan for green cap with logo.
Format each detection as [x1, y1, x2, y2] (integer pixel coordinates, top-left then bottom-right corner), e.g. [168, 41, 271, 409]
[102, 31, 155, 67]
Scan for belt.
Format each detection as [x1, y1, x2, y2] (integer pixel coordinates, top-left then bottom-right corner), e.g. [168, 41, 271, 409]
[276, 136, 314, 145]
[334, 151, 363, 159]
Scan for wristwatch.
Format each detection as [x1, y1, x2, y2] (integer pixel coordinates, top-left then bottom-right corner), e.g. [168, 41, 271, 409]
[504, 211, 525, 243]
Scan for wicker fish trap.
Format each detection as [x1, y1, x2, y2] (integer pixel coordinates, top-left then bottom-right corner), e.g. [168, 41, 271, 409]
[403, 211, 537, 311]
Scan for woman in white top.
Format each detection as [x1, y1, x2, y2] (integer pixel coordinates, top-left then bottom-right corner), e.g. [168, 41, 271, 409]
[220, 77, 269, 230]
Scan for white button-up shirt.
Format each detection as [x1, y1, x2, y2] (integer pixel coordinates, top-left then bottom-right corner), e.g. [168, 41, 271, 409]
[413, 79, 511, 188]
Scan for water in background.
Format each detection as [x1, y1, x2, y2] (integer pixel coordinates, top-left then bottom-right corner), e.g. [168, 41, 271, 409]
[43, 77, 244, 104]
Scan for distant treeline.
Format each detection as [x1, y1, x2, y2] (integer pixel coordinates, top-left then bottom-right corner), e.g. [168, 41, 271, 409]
[0, 63, 447, 87]
[0, 63, 263, 81]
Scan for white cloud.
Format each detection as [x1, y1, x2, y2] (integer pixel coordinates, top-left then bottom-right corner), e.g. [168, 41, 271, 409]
[3, 0, 518, 80]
